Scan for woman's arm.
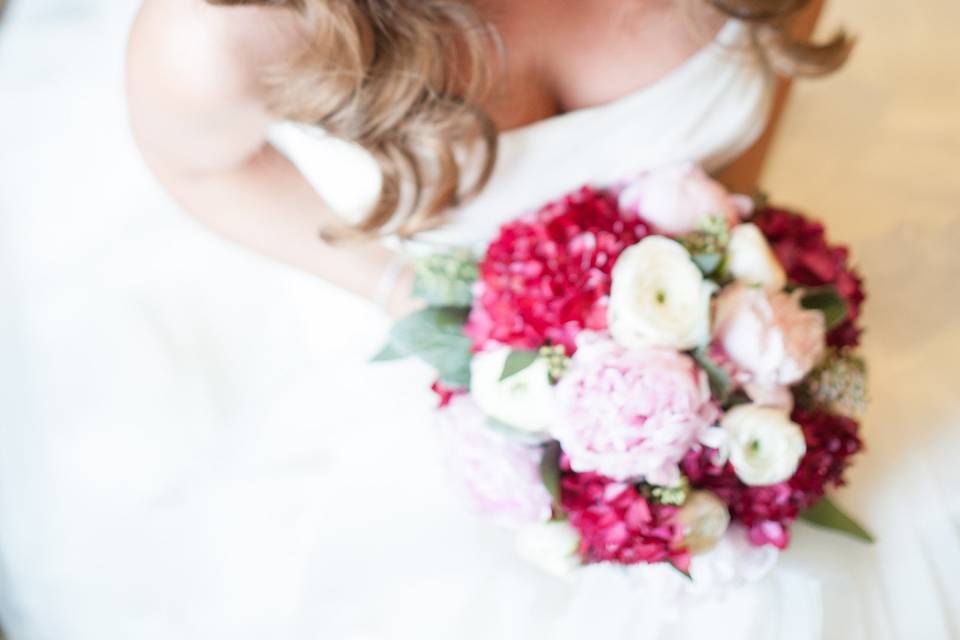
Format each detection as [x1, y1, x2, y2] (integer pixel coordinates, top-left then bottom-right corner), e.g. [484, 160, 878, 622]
[714, 0, 827, 193]
[126, 0, 413, 314]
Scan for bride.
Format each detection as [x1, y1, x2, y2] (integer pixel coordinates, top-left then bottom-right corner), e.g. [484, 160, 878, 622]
[123, 0, 861, 638]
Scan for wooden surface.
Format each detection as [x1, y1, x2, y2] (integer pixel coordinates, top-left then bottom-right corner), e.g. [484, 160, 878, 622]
[761, 0, 960, 241]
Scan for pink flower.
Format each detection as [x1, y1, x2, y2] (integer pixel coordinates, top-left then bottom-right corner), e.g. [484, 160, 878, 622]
[560, 462, 690, 570]
[753, 207, 866, 348]
[551, 333, 719, 485]
[465, 187, 650, 355]
[713, 284, 826, 407]
[438, 396, 553, 525]
[618, 163, 750, 236]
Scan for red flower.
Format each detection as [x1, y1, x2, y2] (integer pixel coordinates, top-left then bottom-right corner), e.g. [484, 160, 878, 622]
[466, 187, 650, 355]
[753, 207, 866, 348]
[560, 460, 690, 570]
[682, 407, 863, 549]
[430, 381, 466, 409]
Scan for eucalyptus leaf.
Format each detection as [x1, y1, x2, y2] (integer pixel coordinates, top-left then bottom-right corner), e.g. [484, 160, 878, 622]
[500, 350, 540, 382]
[540, 441, 563, 509]
[692, 252, 723, 277]
[387, 306, 473, 388]
[692, 348, 732, 403]
[800, 286, 849, 331]
[799, 496, 875, 544]
[370, 342, 407, 363]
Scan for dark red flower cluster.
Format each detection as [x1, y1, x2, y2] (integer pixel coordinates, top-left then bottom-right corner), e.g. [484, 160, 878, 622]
[465, 187, 651, 355]
[682, 407, 863, 549]
[753, 207, 866, 348]
[560, 461, 690, 571]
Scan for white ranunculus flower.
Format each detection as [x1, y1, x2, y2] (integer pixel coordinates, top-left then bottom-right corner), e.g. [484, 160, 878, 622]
[514, 521, 581, 579]
[721, 405, 807, 486]
[726, 223, 787, 291]
[470, 346, 556, 434]
[678, 491, 731, 554]
[608, 236, 715, 350]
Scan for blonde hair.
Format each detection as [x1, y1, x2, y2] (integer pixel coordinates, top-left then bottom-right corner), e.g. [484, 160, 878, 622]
[209, 0, 851, 240]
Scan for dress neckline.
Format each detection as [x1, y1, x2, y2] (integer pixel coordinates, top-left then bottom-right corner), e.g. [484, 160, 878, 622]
[499, 19, 743, 140]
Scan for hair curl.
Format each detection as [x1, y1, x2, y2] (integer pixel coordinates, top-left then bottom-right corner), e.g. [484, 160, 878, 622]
[208, 0, 851, 239]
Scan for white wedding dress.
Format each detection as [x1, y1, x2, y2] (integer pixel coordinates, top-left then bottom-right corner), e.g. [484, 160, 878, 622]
[1, 3, 959, 640]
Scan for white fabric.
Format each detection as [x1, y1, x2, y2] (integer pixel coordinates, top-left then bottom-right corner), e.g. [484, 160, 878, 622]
[268, 19, 772, 252]
[1, 2, 959, 639]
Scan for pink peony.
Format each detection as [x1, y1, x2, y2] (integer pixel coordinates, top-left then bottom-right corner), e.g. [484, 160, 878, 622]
[465, 187, 650, 355]
[713, 284, 826, 407]
[560, 461, 690, 570]
[618, 163, 750, 236]
[438, 396, 553, 525]
[551, 333, 720, 486]
[753, 207, 866, 348]
[682, 407, 864, 549]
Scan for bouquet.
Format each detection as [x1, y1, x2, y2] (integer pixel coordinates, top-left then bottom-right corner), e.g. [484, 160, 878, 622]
[376, 163, 870, 583]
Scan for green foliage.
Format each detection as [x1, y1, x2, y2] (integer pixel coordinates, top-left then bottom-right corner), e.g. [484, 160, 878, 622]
[500, 350, 539, 382]
[540, 441, 563, 514]
[692, 348, 732, 404]
[799, 495, 874, 543]
[411, 251, 479, 308]
[373, 306, 473, 388]
[800, 286, 849, 331]
[692, 252, 724, 277]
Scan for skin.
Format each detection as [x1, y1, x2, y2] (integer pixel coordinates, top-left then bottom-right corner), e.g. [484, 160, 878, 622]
[127, 0, 823, 316]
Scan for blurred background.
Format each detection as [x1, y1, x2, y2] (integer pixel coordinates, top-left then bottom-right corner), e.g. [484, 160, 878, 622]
[1, 0, 958, 638]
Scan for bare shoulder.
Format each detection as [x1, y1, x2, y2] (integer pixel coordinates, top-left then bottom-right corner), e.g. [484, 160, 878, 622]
[127, 0, 308, 173]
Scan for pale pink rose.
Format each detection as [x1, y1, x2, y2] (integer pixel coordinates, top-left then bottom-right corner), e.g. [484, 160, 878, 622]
[713, 284, 826, 406]
[551, 332, 720, 486]
[438, 396, 553, 526]
[618, 163, 752, 236]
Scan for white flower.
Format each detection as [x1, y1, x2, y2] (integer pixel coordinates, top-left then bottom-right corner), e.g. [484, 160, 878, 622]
[514, 521, 581, 579]
[726, 223, 787, 291]
[470, 346, 555, 434]
[687, 524, 779, 590]
[721, 405, 806, 486]
[678, 491, 731, 554]
[608, 236, 715, 351]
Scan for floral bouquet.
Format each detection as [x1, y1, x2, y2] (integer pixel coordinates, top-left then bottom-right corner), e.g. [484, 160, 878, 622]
[376, 163, 870, 582]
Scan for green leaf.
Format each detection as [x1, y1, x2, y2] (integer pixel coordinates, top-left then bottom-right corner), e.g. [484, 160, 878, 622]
[800, 286, 849, 331]
[540, 441, 563, 509]
[500, 350, 539, 382]
[388, 306, 473, 388]
[799, 496, 874, 544]
[692, 348, 732, 403]
[668, 562, 693, 581]
[370, 342, 408, 363]
[692, 252, 723, 277]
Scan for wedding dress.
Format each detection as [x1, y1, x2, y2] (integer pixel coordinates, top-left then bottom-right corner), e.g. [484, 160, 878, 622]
[2, 3, 959, 639]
